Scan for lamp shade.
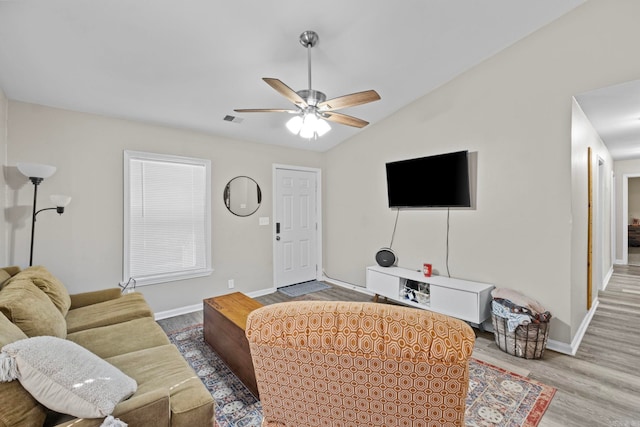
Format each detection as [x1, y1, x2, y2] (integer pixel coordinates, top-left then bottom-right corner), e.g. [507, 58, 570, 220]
[287, 113, 331, 139]
[286, 115, 303, 134]
[50, 194, 72, 207]
[17, 163, 56, 179]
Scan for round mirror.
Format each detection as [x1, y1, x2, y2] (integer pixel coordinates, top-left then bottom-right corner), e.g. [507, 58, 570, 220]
[223, 176, 262, 217]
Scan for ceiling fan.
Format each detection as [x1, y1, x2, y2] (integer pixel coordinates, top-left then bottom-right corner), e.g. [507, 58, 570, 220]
[234, 30, 381, 139]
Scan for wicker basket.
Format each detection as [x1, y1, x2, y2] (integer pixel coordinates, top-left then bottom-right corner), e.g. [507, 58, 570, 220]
[491, 313, 550, 359]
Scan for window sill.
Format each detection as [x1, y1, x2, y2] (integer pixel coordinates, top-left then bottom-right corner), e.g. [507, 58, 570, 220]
[130, 268, 214, 287]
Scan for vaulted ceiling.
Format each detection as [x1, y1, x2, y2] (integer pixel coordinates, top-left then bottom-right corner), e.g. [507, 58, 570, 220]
[0, 1, 585, 152]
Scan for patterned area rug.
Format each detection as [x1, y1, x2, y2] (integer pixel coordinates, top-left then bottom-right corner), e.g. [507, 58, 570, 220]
[167, 324, 555, 427]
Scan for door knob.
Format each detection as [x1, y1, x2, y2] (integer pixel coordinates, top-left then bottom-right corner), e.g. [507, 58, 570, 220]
[276, 236, 280, 241]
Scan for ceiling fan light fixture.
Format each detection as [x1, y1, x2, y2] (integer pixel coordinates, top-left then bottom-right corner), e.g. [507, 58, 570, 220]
[288, 112, 331, 139]
[235, 30, 380, 139]
[315, 116, 331, 136]
[286, 115, 303, 134]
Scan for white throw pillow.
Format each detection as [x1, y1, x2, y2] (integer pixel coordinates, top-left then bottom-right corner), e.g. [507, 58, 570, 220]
[1, 336, 137, 418]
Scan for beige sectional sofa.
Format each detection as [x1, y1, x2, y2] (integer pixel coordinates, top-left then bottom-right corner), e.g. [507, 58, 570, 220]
[0, 266, 214, 427]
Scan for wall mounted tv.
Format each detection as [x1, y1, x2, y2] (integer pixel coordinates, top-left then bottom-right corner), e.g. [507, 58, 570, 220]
[385, 150, 471, 208]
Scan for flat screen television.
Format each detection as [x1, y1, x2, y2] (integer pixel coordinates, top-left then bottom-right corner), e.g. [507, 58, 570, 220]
[385, 150, 471, 208]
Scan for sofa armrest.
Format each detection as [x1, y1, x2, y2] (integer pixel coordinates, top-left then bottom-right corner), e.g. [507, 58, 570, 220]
[69, 288, 122, 309]
[50, 389, 171, 427]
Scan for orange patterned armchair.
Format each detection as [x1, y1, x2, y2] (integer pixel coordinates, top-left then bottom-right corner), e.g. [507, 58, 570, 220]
[245, 301, 475, 427]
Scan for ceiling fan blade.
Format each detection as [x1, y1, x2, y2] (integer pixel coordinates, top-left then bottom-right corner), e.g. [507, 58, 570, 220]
[317, 90, 381, 111]
[323, 112, 369, 128]
[263, 78, 308, 108]
[234, 108, 298, 113]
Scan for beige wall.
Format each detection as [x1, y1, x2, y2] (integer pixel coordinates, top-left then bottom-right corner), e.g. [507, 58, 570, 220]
[0, 87, 7, 265]
[570, 98, 612, 334]
[323, 0, 639, 345]
[6, 101, 323, 312]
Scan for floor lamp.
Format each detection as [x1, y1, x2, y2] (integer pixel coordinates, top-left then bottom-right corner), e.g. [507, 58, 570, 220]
[17, 163, 72, 266]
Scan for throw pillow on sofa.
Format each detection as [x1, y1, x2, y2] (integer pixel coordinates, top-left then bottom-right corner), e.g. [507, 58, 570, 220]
[5, 265, 71, 315]
[0, 312, 47, 427]
[0, 336, 137, 419]
[0, 279, 67, 338]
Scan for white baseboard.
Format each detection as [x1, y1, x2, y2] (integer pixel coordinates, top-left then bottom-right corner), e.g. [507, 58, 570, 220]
[246, 287, 277, 298]
[154, 303, 201, 321]
[614, 258, 625, 265]
[323, 276, 374, 296]
[603, 266, 613, 291]
[544, 299, 599, 356]
[153, 287, 277, 320]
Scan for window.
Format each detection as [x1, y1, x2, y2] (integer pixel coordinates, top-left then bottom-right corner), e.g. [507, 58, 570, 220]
[124, 150, 212, 286]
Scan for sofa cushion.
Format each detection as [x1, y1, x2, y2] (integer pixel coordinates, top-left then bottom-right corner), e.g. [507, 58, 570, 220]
[0, 266, 20, 291]
[105, 345, 214, 427]
[7, 266, 71, 316]
[0, 279, 67, 338]
[0, 313, 47, 427]
[0, 312, 27, 347]
[0, 271, 11, 290]
[67, 317, 171, 359]
[65, 292, 154, 334]
[2, 336, 137, 419]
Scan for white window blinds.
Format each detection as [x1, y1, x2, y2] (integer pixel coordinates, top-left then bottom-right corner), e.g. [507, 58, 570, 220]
[124, 151, 212, 286]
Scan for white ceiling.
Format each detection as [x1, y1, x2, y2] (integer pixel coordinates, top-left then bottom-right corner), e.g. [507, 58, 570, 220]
[0, 0, 585, 152]
[575, 80, 640, 161]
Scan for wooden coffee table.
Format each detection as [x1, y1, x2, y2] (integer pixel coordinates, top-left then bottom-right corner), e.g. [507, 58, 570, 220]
[203, 292, 263, 397]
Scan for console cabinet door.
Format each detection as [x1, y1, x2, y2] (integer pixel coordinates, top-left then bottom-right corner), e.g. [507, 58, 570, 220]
[366, 269, 399, 296]
[430, 286, 479, 324]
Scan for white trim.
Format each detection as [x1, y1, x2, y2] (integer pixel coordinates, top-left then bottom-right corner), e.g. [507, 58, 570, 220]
[545, 299, 599, 356]
[622, 173, 640, 265]
[154, 303, 201, 321]
[323, 276, 375, 296]
[611, 171, 616, 269]
[134, 269, 214, 287]
[272, 164, 323, 287]
[602, 266, 613, 291]
[154, 289, 277, 319]
[124, 150, 212, 286]
[246, 287, 277, 298]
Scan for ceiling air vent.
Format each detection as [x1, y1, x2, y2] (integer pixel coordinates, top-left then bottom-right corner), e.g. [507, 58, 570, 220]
[223, 115, 243, 124]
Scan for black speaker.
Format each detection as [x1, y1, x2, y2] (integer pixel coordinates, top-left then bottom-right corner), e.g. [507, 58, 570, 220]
[375, 247, 397, 267]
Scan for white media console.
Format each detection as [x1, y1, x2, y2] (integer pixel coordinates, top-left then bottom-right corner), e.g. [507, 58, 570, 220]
[366, 265, 494, 325]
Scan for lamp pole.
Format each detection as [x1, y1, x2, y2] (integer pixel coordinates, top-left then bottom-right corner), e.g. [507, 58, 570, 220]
[28, 177, 43, 267]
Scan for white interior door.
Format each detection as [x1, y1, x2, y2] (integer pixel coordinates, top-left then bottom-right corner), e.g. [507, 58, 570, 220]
[274, 167, 318, 287]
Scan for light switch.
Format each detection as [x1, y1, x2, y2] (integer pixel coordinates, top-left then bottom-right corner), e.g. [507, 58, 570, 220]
[259, 217, 270, 226]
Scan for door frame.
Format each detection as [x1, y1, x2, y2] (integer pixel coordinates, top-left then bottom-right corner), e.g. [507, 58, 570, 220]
[272, 164, 323, 287]
[622, 173, 640, 265]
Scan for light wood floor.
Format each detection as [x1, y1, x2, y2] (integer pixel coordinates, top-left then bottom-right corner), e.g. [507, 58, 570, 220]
[158, 266, 640, 426]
